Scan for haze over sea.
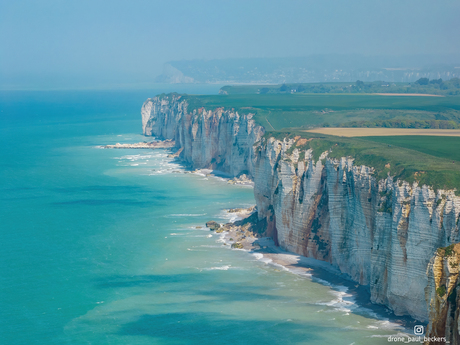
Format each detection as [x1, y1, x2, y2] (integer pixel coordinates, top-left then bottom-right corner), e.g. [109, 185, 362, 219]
[1, 86, 409, 344]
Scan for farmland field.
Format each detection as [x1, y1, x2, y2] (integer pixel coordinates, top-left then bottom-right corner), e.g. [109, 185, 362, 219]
[185, 93, 460, 112]
[304, 128, 460, 137]
[182, 93, 460, 130]
[176, 91, 460, 192]
[359, 135, 460, 162]
[220, 78, 460, 96]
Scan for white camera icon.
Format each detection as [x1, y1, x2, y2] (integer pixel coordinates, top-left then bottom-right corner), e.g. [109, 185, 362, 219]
[414, 325, 424, 335]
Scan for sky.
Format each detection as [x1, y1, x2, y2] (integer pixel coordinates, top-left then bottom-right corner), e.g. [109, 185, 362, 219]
[1, 0, 459, 89]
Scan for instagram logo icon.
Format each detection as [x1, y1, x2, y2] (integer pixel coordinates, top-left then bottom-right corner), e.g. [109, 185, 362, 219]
[414, 325, 424, 335]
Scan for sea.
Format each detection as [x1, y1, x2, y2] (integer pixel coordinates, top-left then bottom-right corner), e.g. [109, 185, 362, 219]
[0, 86, 412, 344]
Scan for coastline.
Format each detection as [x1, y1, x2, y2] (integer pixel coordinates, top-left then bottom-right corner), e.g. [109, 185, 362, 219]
[185, 168, 254, 187]
[207, 207, 418, 336]
[103, 140, 175, 149]
[130, 142, 419, 337]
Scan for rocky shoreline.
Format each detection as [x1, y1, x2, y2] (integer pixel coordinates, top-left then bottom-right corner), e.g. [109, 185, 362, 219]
[184, 169, 254, 187]
[206, 206, 260, 250]
[104, 139, 175, 149]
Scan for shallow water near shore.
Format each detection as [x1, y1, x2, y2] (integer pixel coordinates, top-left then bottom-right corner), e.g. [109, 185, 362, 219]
[1, 88, 412, 344]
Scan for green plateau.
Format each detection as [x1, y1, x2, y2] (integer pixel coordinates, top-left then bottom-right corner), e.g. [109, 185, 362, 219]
[158, 84, 460, 193]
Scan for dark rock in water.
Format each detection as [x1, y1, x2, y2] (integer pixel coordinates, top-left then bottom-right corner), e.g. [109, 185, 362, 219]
[221, 223, 233, 231]
[206, 221, 220, 231]
[231, 242, 244, 249]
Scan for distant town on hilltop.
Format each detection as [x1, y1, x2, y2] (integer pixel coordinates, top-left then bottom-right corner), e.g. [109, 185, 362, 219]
[155, 55, 460, 84]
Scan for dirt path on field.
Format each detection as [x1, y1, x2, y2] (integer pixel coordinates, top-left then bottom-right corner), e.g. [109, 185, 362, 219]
[304, 128, 460, 137]
[371, 93, 445, 97]
[265, 111, 275, 130]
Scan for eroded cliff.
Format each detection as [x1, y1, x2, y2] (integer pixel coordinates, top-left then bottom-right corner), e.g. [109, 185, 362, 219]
[142, 95, 460, 333]
[425, 244, 460, 343]
[141, 94, 264, 176]
[253, 136, 460, 322]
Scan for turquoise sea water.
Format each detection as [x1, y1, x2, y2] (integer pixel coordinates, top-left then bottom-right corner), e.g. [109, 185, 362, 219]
[1, 88, 410, 345]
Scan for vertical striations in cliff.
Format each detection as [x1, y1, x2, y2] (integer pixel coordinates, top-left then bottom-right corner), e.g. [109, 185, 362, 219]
[141, 94, 264, 177]
[253, 137, 460, 322]
[141, 94, 460, 330]
[425, 243, 460, 344]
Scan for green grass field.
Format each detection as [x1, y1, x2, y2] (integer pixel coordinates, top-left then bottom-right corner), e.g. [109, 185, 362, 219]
[185, 93, 460, 112]
[360, 136, 460, 162]
[181, 93, 460, 130]
[159, 92, 460, 192]
[264, 130, 460, 193]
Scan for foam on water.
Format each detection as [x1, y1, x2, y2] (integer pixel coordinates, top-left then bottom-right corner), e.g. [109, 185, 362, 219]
[316, 286, 356, 314]
[167, 213, 207, 217]
[203, 265, 232, 271]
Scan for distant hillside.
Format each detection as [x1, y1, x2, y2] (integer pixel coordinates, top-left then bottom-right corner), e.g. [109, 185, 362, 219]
[155, 55, 460, 84]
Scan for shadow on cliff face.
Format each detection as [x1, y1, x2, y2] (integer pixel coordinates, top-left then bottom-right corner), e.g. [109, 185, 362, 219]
[117, 311, 327, 344]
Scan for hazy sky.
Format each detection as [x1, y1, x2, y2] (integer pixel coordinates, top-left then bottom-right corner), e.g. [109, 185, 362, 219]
[1, 0, 459, 89]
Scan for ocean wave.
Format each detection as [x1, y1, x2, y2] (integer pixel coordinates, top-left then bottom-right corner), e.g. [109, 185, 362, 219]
[252, 253, 264, 260]
[251, 252, 292, 269]
[315, 286, 356, 314]
[115, 154, 154, 161]
[370, 320, 404, 331]
[203, 265, 231, 271]
[165, 213, 207, 217]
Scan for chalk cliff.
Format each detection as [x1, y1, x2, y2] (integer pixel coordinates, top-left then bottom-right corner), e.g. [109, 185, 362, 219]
[425, 244, 460, 343]
[141, 94, 264, 177]
[142, 95, 460, 332]
[253, 137, 460, 323]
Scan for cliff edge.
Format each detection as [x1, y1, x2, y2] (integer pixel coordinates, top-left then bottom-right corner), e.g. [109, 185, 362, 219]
[141, 94, 460, 337]
[141, 94, 264, 177]
[253, 136, 460, 324]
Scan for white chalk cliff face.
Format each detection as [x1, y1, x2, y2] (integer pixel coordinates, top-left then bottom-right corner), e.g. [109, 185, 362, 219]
[141, 95, 264, 176]
[142, 95, 460, 330]
[253, 137, 460, 322]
